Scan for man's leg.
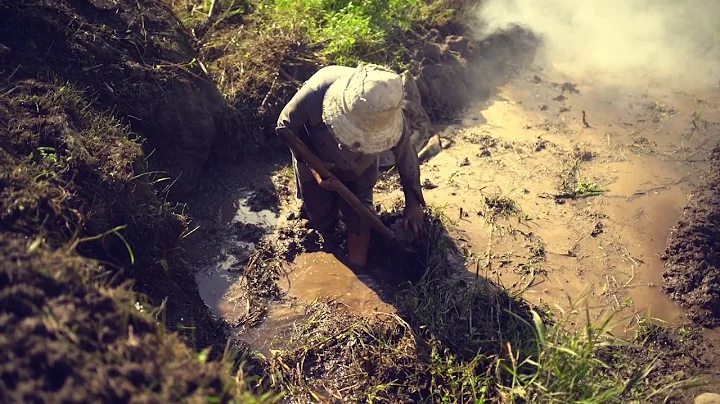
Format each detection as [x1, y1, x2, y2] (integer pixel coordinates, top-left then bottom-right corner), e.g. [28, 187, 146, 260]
[339, 159, 380, 268]
[292, 154, 339, 236]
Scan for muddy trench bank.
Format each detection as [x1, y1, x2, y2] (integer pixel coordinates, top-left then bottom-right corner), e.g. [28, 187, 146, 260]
[0, 0, 231, 345]
[664, 145, 720, 326]
[0, 0, 258, 400]
[0, 0, 229, 200]
[0, 78, 249, 401]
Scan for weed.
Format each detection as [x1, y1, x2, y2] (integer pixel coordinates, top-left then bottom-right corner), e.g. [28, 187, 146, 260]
[484, 193, 518, 217]
[261, 0, 434, 66]
[518, 213, 534, 224]
[447, 170, 461, 185]
[530, 240, 546, 260]
[575, 181, 608, 198]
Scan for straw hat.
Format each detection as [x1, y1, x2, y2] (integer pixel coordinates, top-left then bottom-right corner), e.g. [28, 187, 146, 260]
[322, 63, 405, 154]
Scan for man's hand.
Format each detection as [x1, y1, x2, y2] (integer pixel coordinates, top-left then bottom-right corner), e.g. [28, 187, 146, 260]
[403, 203, 424, 239]
[310, 167, 338, 191]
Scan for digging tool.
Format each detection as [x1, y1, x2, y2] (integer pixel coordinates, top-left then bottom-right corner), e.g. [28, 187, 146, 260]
[277, 128, 415, 253]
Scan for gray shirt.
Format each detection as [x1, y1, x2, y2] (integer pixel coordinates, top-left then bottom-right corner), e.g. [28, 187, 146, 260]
[276, 66, 425, 207]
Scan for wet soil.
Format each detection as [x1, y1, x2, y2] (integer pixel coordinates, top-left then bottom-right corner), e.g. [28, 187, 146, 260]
[390, 66, 720, 333]
[664, 146, 720, 326]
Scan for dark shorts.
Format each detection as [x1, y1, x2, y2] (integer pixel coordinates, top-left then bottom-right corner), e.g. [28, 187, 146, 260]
[292, 154, 379, 234]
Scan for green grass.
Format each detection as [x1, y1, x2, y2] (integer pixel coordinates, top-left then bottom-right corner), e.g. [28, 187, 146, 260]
[252, 0, 454, 66]
[574, 181, 608, 198]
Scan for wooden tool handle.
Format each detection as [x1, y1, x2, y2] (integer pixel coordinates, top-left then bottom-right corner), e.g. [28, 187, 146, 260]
[278, 128, 395, 240]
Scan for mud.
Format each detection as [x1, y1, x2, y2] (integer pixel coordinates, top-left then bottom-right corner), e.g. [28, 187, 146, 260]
[600, 321, 720, 402]
[183, 61, 720, 401]
[663, 146, 720, 326]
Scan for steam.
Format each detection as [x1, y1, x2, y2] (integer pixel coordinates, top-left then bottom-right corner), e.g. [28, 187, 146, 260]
[473, 0, 720, 91]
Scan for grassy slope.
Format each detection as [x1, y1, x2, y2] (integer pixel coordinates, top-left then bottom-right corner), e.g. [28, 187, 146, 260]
[0, 79, 268, 401]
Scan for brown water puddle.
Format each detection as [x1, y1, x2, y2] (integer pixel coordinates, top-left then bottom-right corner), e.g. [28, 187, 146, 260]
[278, 252, 395, 314]
[241, 303, 308, 357]
[230, 252, 397, 355]
[385, 66, 720, 333]
[199, 247, 396, 354]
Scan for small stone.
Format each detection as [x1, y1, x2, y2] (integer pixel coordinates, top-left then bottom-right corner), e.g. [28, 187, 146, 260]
[0, 43, 9, 56]
[562, 82, 580, 94]
[477, 148, 491, 157]
[695, 393, 720, 404]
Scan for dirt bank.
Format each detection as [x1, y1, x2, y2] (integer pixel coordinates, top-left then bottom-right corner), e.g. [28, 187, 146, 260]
[0, 0, 229, 199]
[0, 234, 238, 402]
[664, 145, 720, 326]
[0, 76, 251, 399]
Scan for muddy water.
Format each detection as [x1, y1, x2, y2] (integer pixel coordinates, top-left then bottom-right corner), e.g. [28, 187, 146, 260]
[279, 252, 395, 314]
[408, 66, 719, 331]
[190, 193, 279, 326]
[241, 303, 307, 357]
[185, 156, 403, 353]
[225, 251, 396, 355]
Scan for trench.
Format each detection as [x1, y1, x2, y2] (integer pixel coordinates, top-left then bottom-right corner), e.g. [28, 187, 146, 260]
[185, 72, 720, 359]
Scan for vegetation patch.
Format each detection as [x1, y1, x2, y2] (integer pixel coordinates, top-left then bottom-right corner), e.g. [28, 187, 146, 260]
[164, 0, 479, 153]
[252, 208, 705, 402]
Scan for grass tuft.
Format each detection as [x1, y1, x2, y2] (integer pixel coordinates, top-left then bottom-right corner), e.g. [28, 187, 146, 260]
[574, 181, 608, 198]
